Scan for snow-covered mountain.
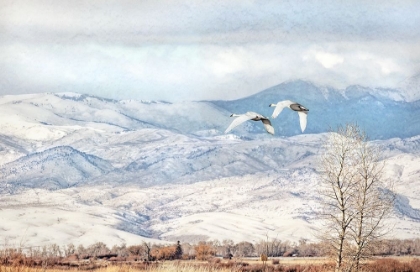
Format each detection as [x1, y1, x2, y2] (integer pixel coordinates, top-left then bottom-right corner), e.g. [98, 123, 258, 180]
[399, 74, 420, 102]
[0, 83, 420, 248]
[212, 80, 420, 139]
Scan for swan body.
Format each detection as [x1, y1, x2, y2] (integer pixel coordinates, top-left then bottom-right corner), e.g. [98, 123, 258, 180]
[269, 100, 309, 132]
[225, 112, 274, 135]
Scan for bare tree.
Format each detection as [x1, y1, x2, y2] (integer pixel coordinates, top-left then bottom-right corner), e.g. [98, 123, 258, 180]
[348, 132, 395, 271]
[318, 124, 394, 272]
[318, 124, 361, 271]
[143, 241, 151, 261]
[64, 243, 75, 257]
[235, 241, 254, 257]
[222, 239, 235, 257]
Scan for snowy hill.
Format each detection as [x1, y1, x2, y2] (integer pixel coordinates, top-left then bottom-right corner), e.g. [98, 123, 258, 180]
[0, 86, 420, 248]
[0, 146, 113, 192]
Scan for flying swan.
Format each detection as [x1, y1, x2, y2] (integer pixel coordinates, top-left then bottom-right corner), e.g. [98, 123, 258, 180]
[269, 100, 309, 132]
[225, 112, 274, 135]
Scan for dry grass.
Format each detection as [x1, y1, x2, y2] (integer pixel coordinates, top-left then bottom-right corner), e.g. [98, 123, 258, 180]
[2, 256, 420, 272]
[0, 259, 334, 272]
[363, 257, 420, 272]
[0, 264, 232, 272]
[240, 257, 331, 265]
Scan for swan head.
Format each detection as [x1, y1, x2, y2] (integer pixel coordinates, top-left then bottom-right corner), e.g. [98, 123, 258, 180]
[290, 103, 309, 112]
[269, 103, 276, 107]
[300, 105, 309, 112]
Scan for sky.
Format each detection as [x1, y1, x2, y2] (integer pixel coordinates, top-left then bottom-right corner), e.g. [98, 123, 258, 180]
[1, 0, 420, 102]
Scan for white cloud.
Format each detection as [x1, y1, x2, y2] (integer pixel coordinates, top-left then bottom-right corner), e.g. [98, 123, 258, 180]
[314, 52, 344, 69]
[1, 1, 420, 101]
[376, 59, 402, 75]
[1, 40, 419, 102]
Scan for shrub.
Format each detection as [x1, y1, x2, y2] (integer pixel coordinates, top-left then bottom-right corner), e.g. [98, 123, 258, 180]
[195, 243, 216, 261]
[261, 254, 268, 261]
[127, 245, 143, 256]
[150, 245, 177, 260]
[364, 258, 419, 272]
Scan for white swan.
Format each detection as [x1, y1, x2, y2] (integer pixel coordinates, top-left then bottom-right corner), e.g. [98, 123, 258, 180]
[225, 112, 274, 135]
[269, 100, 309, 132]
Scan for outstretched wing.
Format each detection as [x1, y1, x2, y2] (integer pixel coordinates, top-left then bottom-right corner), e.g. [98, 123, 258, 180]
[271, 100, 293, 118]
[224, 114, 253, 133]
[297, 111, 308, 132]
[261, 119, 275, 135]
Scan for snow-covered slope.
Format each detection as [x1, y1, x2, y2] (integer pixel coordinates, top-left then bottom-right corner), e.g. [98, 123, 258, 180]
[0, 146, 113, 192]
[0, 89, 420, 248]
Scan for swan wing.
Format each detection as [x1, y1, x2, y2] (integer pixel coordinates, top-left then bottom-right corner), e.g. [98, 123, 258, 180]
[224, 114, 253, 133]
[261, 119, 275, 135]
[271, 100, 293, 118]
[297, 111, 308, 132]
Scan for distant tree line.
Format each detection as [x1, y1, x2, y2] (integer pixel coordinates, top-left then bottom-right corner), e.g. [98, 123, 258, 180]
[2, 238, 420, 263]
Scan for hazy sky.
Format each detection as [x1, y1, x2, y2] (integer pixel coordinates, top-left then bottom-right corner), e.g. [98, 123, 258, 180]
[1, 0, 420, 102]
